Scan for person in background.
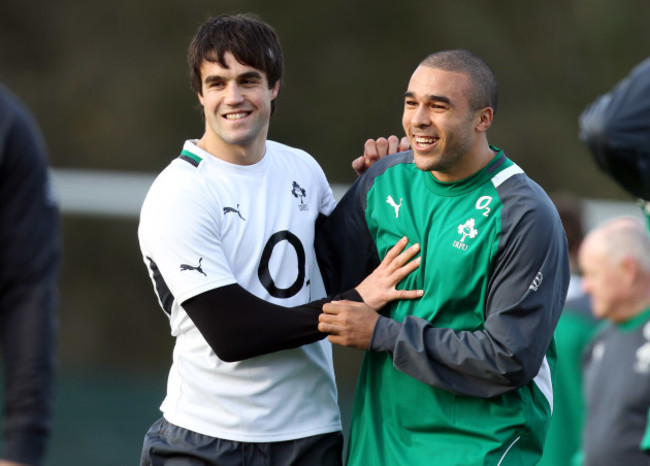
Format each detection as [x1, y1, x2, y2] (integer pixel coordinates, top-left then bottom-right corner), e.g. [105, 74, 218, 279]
[316, 49, 570, 465]
[138, 14, 420, 466]
[0, 84, 61, 466]
[578, 216, 650, 465]
[578, 54, 650, 466]
[538, 193, 598, 466]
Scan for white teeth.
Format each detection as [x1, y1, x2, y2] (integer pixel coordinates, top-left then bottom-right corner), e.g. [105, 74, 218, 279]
[225, 112, 248, 120]
[415, 137, 435, 144]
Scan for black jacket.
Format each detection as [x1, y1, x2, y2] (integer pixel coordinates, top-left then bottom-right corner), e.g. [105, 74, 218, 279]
[580, 57, 650, 201]
[0, 84, 60, 466]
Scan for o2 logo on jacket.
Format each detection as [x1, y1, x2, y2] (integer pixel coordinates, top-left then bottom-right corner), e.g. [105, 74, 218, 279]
[476, 196, 492, 217]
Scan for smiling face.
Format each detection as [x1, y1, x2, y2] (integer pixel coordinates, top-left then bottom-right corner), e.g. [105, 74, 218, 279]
[402, 66, 493, 181]
[197, 52, 280, 165]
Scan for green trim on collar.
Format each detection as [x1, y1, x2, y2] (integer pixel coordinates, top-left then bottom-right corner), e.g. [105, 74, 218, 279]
[421, 146, 509, 197]
[618, 307, 650, 332]
[180, 150, 203, 166]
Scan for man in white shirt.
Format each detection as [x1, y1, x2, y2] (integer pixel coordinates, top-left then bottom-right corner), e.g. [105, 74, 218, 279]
[138, 14, 419, 466]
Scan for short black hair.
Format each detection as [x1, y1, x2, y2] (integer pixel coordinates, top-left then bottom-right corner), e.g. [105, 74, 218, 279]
[187, 14, 284, 111]
[420, 50, 498, 115]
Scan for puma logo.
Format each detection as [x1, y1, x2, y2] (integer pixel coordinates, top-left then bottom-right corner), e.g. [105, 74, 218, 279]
[386, 195, 403, 218]
[180, 258, 207, 276]
[223, 204, 245, 221]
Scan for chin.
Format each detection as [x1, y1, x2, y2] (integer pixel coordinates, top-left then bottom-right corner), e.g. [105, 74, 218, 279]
[413, 154, 436, 172]
[592, 308, 606, 321]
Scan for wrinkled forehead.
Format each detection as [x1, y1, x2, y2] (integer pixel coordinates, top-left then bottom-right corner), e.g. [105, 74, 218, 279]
[404, 68, 474, 114]
[407, 66, 472, 101]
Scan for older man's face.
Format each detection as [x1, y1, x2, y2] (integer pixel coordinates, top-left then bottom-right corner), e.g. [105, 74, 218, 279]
[579, 235, 628, 322]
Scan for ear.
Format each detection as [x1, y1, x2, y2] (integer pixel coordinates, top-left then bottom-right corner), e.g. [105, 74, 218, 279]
[197, 91, 205, 107]
[476, 107, 494, 132]
[619, 256, 640, 285]
[270, 80, 280, 100]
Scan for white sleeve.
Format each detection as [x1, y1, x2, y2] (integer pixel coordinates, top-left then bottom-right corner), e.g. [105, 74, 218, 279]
[319, 168, 337, 215]
[138, 169, 236, 306]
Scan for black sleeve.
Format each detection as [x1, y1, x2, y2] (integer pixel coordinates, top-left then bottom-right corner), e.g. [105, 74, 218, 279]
[579, 56, 650, 201]
[316, 163, 383, 295]
[0, 85, 61, 465]
[183, 285, 362, 362]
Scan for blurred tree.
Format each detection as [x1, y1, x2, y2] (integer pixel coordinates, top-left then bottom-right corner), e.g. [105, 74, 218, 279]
[1, 0, 649, 368]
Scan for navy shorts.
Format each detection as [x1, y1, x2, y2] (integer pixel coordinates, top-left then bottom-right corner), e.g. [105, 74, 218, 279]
[140, 417, 343, 466]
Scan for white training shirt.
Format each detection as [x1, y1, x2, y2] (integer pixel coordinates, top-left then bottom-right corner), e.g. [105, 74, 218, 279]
[138, 140, 341, 442]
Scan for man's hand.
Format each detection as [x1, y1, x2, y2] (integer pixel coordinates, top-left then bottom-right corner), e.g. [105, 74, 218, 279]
[355, 236, 423, 310]
[352, 135, 410, 175]
[318, 300, 379, 349]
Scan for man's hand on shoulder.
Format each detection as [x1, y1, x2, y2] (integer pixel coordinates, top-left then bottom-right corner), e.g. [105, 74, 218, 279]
[352, 135, 409, 176]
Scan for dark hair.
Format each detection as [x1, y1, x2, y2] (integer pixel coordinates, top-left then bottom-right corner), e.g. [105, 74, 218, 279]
[420, 50, 498, 115]
[187, 14, 284, 111]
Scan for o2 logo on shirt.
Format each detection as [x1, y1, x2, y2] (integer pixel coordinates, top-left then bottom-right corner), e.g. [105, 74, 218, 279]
[476, 196, 493, 217]
[258, 230, 306, 298]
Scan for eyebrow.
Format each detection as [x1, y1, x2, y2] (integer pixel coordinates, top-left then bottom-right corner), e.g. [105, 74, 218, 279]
[404, 91, 452, 105]
[238, 71, 264, 81]
[204, 70, 264, 85]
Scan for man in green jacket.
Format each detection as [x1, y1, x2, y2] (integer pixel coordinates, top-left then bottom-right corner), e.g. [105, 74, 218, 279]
[317, 49, 570, 465]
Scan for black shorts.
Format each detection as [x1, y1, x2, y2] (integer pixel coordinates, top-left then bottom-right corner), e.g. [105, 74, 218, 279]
[140, 417, 343, 466]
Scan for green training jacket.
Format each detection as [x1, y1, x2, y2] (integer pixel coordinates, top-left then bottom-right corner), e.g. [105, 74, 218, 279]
[317, 147, 570, 465]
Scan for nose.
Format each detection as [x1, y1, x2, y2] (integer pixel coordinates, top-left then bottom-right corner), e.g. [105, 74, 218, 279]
[224, 83, 245, 105]
[410, 105, 431, 128]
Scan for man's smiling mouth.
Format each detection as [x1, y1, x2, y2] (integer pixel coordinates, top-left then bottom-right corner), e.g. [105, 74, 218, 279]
[224, 112, 251, 120]
[413, 136, 439, 148]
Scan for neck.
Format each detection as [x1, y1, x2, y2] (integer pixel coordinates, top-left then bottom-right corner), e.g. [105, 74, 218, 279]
[431, 141, 495, 182]
[616, 281, 650, 323]
[197, 135, 267, 166]
[631, 284, 650, 316]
